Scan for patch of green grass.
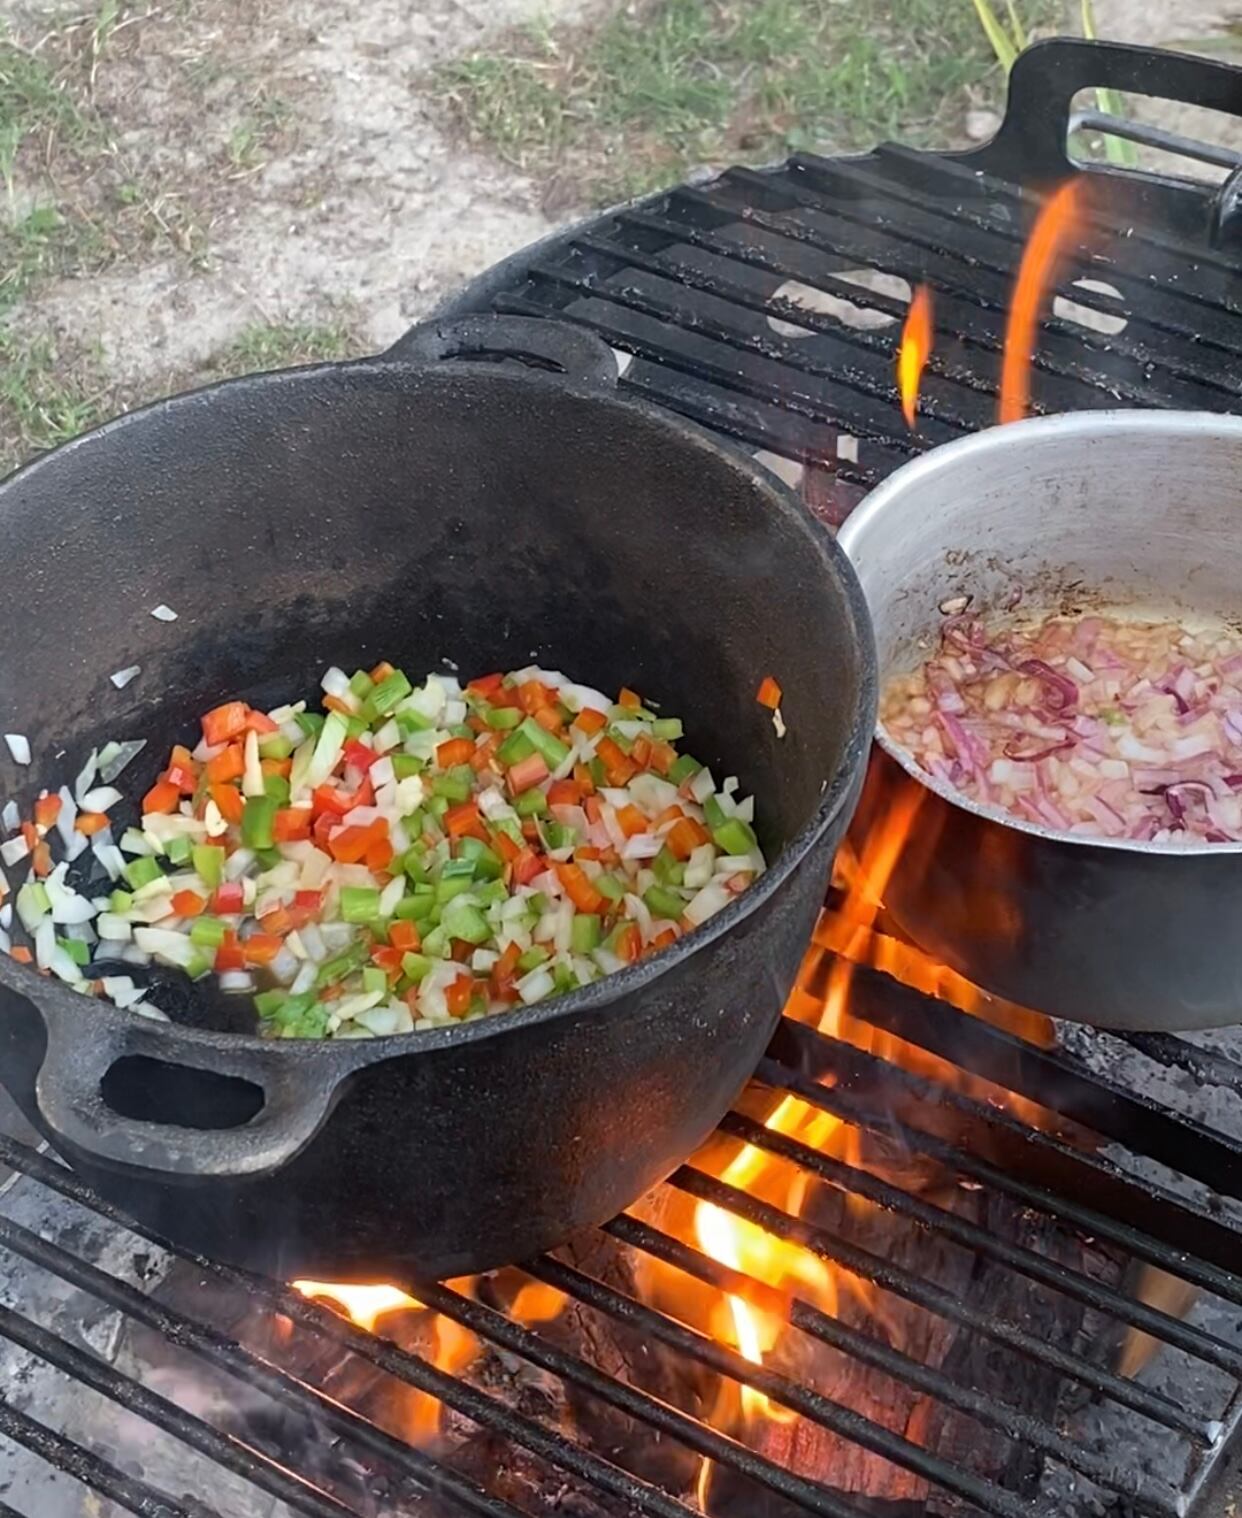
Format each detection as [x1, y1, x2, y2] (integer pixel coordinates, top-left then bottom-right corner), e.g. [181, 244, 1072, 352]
[209, 320, 355, 376]
[437, 0, 1047, 205]
[0, 331, 105, 470]
[0, 33, 94, 174]
[226, 94, 290, 171]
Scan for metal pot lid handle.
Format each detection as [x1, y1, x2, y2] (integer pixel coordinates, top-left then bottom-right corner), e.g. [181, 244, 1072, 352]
[380, 313, 619, 387]
[33, 997, 346, 1179]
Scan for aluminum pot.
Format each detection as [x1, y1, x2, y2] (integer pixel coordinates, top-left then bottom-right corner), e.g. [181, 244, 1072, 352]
[0, 314, 875, 1279]
[837, 409, 1242, 1033]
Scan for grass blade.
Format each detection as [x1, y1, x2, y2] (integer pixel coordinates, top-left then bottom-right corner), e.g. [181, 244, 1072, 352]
[971, 0, 1018, 73]
[1004, 0, 1028, 50]
[1080, 0, 1140, 166]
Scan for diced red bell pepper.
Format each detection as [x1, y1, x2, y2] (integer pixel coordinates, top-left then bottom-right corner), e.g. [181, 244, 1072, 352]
[667, 816, 710, 860]
[388, 919, 421, 952]
[467, 671, 505, 698]
[343, 740, 378, 772]
[244, 708, 279, 735]
[206, 745, 244, 784]
[243, 934, 284, 967]
[214, 933, 245, 973]
[445, 975, 473, 1017]
[615, 803, 648, 838]
[312, 784, 353, 817]
[618, 687, 643, 710]
[756, 675, 783, 709]
[506, 752, 549, 795]
[213, 881, 245, 915]
[436, 736, 475, 768]
[445, 801, 487, 841]
[597, 738, 636, 787]
[614, 922, 642, 962]
[492, 830, 521, 865]
[365, 838, 394, 873]
[294, 889, 323, 913]
[371, 944, 405, 981]
[512, 847, 544, 885]
[517, 680, 554, 714]
[554, 861, 605, 914]
[273, 807, 312, 842]
[171, 889, 205, 918]
[33, 793, 61, 831]
[210, 783, 245, 826]
[547, 779, 582, 808]
[573, 707, 607, 736]
[143, 780, 180, 816]
[202, 701, 250, 746]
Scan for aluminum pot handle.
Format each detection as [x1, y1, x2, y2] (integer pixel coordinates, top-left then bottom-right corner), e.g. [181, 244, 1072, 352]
[380, 313, 619, 387]
[30, 992, 348, 1179]
[991, 38, 1242, 183]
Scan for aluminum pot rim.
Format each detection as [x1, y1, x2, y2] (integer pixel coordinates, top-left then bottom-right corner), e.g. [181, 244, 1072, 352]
[837, 408, 1242, 859]
[0, 355, 878, 1060]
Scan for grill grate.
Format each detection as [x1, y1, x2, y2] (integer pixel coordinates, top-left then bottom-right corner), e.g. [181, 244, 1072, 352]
[7, 34, 1242, 1518]
[3, 910, 1242, 1518]
[443, 38, 1242, 520]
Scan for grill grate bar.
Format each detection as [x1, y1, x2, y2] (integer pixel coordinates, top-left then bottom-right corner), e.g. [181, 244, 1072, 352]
[871, 143, 1242, 297]
[0, 1213, 523, 1518]
[754, 1042, 1242, 1308]
[409, 1278, 869, 1518]
[0, 1394, 215, 1518]
[0, 1137, 700, 1518]
[715, 1108, 1241, 1373]
[1112, 1032, 1242, 1097]
[0, 1302, 359, 1518]
[501, 269, 932, 455]
[526, 247, 981, 438]
[837, 963, 1242, 1201]
[493, 289, 888, 484]
[667, 1165, 1208, 1439]
[606, 202, 1237, 409]
[724, 162, 1242, 356]
[606, 1213, 1184, 1517]
[523, 1254, 1038, 1518]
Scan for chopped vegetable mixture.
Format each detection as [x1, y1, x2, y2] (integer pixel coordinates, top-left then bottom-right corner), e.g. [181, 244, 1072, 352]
[0, 664, 766, 1038]
[882, 610, 1242, 843]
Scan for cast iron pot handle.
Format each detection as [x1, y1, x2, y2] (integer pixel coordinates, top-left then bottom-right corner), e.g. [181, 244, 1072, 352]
[380, 313, 618, 388]
[30, 991, 353, 1178]
[991, 38, 1242, 184]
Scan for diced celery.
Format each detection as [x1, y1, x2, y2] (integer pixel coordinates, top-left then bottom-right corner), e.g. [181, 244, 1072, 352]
[258, 733, 295, 760]
[396, 707, 433, 735]
[651, 718, 683, 741]
[421, 924, 450, 958]
[442, 900, 490, 945]
[431, 767, 472, 803]
[644, 885, 686, 921]
[110, 889, 134, 913]
[189, 916, 228, 949]
[435, 873, 474, 905]
[668, 754, 701, 785]
[241, 795, 278, 849]
[653, 846, 686, 886]
[519, 717, 570, 768]
[518, 945, 550, 972]
[391, 753, 424, 778]
[484, 706, 522, 730]
[712, 817, 759, 856]
[349, 669, 374, 699]
[459, 836, 503, 880]
[263, 774, 291, 805]
[372, 668, 413, 715]
[514, 787, 548, 817]
[594, 872, 625, 902]
[192, 844, 225, 889]
[57, 937, 90, 966]
[166, 835, 193, 866]
[254, 988, 287, 1018]
[123, 855, 163, 891]
[402, 951, 432, 982]
[703, 794, 728, 831]
[571, 913, 601, 953]
[341, 886, 381, 923]
[362, 966, 389, 996]
[295, 711, 325, 740]
[496, 728, 536, 767]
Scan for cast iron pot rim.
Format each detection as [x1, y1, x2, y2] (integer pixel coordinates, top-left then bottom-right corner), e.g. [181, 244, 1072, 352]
[838, 407, 1242, 859]
[0, 354, 878, 1065]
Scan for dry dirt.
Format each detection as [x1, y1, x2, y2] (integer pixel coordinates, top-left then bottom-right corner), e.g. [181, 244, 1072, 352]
[1, 0, 1240, 467]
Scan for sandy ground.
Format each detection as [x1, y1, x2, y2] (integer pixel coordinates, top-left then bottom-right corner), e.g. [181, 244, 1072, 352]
[3, 0, 1240, 445]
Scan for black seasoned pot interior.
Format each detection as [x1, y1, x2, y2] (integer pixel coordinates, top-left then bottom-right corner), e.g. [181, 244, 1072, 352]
[0, 362, 862, 1034]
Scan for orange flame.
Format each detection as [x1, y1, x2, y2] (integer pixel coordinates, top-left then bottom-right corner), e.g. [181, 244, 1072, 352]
[291, 1280, 423, 1333]
[291, 1278, 481, 1442]
[897, 285, 934, 428]
[999, 179, 1084, 424]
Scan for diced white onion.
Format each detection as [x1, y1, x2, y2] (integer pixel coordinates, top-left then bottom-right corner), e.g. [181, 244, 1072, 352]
[74, 750, 98, 803]
[218, 971, 255, 994]
[0, 836, 30, 866]
[100, 740, 147, 783]
[2, 800, 19, 833]
[4, 734, 31, 765]
[110, 666, 141, 689]
[150, 604, 178, 621]
[79, 786, 122, 814]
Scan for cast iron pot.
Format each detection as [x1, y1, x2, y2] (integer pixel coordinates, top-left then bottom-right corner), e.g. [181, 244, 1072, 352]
[0, 315, 875, 1279]
[837, 409, 1242, 1033]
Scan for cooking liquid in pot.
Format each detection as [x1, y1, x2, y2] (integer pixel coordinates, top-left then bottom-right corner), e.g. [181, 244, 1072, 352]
[881, 608, 1242, 844]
